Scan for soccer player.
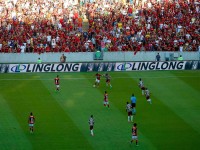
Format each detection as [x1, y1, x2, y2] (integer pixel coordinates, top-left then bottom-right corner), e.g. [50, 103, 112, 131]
[88, 115, 94, 136]
[145, 88, 152, 104]
[126, 102, 133, 122]
[94, 73, 101, 87]
[104, 91, 110, 108]
[138, 78, 145, 95]
[104, 73, 112, 88]
[54, 75, 60, 91]
[130, 123, 138, 146]
[28, 112, 35, 133]
[130, 94, 136, 114]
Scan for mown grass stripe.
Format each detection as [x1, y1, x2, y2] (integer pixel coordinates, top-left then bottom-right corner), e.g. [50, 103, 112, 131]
[144, 72, 200, 134]
[0, 95, 32, 150]
[0, 79, 93, 150]
[0, 71, 199, 150]
[42, 73, 157, 150]
[135, 71, 200, 150]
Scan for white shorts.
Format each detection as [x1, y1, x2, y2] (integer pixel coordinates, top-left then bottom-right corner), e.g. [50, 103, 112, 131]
[95, 79, 100, 83]
[52, 44, 56, 48]
[132, 136, 138, 140]
[104, 101, 109, 105]
[147, 99, 151, 102]
[56, 85, 60, 88]
[29, 124, 34, 127]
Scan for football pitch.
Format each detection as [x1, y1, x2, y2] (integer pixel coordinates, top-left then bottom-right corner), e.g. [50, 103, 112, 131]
[0, 70, 200, 150]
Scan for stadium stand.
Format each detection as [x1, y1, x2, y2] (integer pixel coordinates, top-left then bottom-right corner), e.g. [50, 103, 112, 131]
[0, 0, 199, 53]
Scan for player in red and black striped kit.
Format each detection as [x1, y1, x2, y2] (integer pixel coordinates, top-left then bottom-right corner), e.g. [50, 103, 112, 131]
[54, 75, 60, 91]
[28, 112, 35, 133]
[94, 73, 101, 87]
[130, 123, 139, 146]
[103, 91, 110, 108]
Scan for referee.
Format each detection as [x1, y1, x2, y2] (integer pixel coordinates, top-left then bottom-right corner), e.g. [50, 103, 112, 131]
[130, 94, 136, 114]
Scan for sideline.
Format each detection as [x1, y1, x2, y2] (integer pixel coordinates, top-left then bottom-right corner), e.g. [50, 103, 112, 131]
[0, 75, 199, 81]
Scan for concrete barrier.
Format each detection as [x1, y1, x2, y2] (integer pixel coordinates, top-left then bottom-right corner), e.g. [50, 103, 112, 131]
[0, 51, 199, 63]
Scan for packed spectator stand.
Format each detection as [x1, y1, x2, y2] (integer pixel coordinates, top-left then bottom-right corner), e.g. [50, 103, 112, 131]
[0, 0, 199, 54]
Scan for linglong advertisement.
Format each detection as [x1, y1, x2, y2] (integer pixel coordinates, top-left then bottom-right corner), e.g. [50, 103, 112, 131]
[0, 61, 200, 73]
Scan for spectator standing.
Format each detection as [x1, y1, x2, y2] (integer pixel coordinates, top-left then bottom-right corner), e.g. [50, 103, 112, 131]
[60, 54, 66, 63]
[178, 55, 183, 61]
[37, 58, 42, 63]
[20, 44, 26, 53]
[0, 0, 199, 53]
[156, 53, 161, 61]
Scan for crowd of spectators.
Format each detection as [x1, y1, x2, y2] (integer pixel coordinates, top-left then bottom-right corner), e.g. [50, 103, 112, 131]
[0, 0, 199, 53]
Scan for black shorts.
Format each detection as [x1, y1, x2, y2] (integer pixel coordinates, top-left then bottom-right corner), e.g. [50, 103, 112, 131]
[106, 79, 110, 83]
[90, 125, 93, 130]
[131, 103, 136, 108]
[128, 111, 132, 116]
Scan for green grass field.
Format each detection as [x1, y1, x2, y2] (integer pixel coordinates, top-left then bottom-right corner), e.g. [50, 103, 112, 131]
[0, 70, 200, 150]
